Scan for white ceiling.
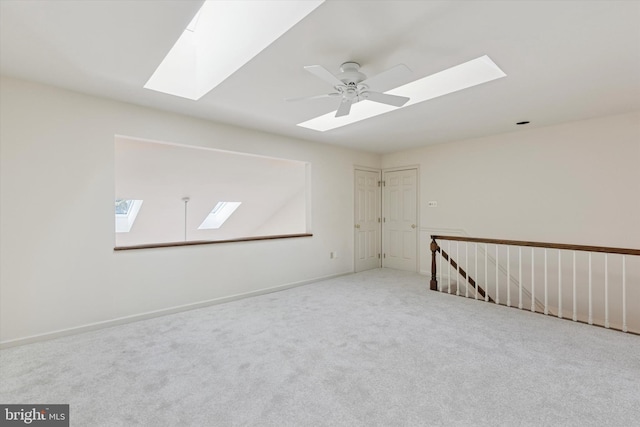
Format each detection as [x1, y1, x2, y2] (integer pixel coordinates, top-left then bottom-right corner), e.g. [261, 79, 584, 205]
[1, 0, 639, 153]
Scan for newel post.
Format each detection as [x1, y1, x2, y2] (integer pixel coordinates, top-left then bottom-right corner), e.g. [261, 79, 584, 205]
[430, 237, 438, 291]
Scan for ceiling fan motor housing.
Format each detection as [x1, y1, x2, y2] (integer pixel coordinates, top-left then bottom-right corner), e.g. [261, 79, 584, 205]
[293, 60, 410, 117]
[336, 61, 369, 103]
[338, 62, 366, 86]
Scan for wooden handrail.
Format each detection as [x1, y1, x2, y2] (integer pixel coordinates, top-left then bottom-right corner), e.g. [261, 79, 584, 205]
[431, 235, 640, 256]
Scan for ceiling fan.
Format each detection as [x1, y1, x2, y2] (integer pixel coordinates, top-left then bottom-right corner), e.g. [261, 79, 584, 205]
[287, 62, 411, 117]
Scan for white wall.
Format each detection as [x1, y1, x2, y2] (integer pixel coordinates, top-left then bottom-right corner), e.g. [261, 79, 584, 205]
[382, 112, 640, 332]
[382, 111, 640, 274]
[2, 75, 638, 344]
[0, 76, 381, 345]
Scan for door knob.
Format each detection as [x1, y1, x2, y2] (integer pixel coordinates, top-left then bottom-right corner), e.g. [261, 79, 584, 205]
[355, 224, 361, 228]
[411, 224, 416, 229]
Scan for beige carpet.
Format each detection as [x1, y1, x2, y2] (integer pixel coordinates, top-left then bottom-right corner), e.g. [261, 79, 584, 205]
[1, 268, 639, 426]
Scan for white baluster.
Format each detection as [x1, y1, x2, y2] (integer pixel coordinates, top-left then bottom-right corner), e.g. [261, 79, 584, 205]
[465, 242, 469, 298]
[518, 247, 523, 309]
[448, 241, 451, 294]
[507, 246, 511, 307]
[558, 251, 563, 319]
[604, 253, 609, 328]
[456, 241, 460, 296]
[588, 252, 593, 325]
[495, 245, 499, 305]
[475, 243, 479, 300]
[484, 244, 489, 302]
[544, 248, 548, 315]
[531, 248, 535, 313]
[622, 256, 627, 333]
[438, 240, 443, 292]
[572, 251, 577, 322]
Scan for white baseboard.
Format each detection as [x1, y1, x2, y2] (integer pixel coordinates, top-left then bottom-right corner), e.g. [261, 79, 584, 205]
[0, 271, 352, 349]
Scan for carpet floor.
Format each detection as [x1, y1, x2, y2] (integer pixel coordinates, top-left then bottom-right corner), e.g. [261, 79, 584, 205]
[1, 268, 639, 426]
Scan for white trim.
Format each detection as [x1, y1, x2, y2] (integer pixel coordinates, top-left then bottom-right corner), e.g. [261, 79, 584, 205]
[0, 271, 351, 349]
[305, 162, 313, 234]
[382, 164, 421, 173]
[353, 165, 382, 173]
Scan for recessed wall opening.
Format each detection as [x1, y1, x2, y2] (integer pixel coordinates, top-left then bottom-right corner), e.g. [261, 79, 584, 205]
[114, 136, 311, 249]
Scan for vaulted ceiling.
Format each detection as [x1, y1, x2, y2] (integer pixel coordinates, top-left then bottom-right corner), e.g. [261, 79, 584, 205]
[1, 1, 639, 153]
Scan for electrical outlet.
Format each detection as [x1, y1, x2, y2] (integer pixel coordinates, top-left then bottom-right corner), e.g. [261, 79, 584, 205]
[428, 201, 438, 208]
[330, 251, 338, 259]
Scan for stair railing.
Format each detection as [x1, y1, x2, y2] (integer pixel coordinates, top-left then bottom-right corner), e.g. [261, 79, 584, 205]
[430, 235, 640, 334]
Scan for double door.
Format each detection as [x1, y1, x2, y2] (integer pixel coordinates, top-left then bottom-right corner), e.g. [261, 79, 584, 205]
[354, 168, 417, 272]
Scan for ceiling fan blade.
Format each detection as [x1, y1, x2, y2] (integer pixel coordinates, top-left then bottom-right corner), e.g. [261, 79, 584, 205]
[363, 91, 410, 107]
[304, 65, 345, 88]
[285, 93, 340, 102]
[335, 99, 352, 117]
[360, 64, 411, 92]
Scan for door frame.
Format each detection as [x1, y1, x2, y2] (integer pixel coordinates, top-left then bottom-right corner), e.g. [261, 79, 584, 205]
[353, 166, 382, 272]
[382, 165, 420, 272]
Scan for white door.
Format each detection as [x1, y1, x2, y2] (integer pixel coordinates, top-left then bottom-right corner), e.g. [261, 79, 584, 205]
[383, 168, 418, 271]
[354, 169, 381, 272]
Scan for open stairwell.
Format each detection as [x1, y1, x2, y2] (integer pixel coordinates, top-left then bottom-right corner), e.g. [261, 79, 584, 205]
[429, 235, 640, 334]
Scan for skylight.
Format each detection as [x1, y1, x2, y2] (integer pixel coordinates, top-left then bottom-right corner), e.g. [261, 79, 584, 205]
[115, 199, 134, 215]
[144, 0, 324, 100]
[115, 199, 143, 233]
[198, 202, 241, 230]
[297, 55, 507, 132]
